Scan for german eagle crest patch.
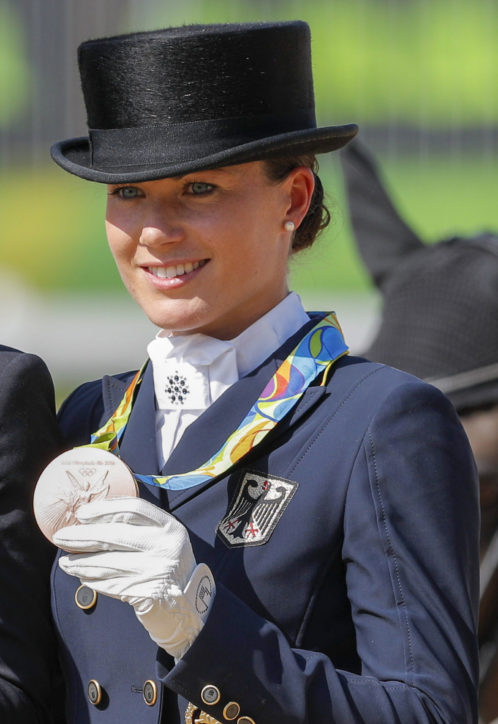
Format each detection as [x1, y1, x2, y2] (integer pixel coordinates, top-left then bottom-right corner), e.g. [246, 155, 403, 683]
[217, 470, 298, 547]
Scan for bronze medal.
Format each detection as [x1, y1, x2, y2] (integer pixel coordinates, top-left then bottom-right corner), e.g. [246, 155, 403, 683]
[33, 447, 138, 544]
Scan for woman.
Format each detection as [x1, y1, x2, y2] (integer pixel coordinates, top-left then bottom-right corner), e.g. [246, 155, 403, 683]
[48, 21, 479, 724]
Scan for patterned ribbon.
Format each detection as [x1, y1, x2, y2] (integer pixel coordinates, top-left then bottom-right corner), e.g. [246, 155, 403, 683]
[87, 313, 348, 490]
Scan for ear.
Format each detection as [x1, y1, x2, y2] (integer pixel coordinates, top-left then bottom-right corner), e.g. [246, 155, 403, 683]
[340, 139, 424, 289]
[282, 166, 315, 229]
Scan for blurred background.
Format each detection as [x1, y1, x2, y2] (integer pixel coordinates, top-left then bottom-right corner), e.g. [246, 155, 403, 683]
[0, 0, 496, 402]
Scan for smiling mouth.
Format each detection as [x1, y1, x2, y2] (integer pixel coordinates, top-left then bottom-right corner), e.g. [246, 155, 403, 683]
[148, 260, 208, 279]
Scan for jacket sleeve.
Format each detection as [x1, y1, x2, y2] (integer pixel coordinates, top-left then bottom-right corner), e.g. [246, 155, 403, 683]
[0, 351, 64, 723]
[161, 380, 480, 723]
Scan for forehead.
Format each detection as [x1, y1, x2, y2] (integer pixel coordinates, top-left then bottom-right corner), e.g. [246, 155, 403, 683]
[179, 160, 270, 180]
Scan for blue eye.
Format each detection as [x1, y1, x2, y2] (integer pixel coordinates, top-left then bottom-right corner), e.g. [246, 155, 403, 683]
[189, 182, 214, 195]
[113, 186, 142, 199]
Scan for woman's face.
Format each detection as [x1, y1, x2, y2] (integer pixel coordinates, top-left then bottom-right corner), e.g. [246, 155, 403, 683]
[105, 161, 312, 339]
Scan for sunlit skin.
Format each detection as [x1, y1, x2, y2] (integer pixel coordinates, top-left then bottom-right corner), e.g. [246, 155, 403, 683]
[105, 161, 314, 340]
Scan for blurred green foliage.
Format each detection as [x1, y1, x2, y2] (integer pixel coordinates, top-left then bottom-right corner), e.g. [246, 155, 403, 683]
[1, 0, 496, 129]
[1, 153, 495, 295]
[289, 153, 497, 293]
[134, 0, 498, 126]
[0, 0, 30, 126]
[1, 0, 496, 297]
[0, 170, 120, 291]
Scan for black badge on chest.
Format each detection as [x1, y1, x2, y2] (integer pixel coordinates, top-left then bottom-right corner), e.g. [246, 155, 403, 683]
[217, 470, 298, 548]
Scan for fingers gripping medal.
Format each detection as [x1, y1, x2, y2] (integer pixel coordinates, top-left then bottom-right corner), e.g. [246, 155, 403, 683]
[34, 448, 138, 547]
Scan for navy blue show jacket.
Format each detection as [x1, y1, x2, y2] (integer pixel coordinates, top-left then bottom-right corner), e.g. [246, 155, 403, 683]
[0, 348, 62, 723]
[54, 319, 480, 724]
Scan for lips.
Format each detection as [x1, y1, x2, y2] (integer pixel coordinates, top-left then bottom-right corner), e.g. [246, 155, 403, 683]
[147, 259, 207, 279]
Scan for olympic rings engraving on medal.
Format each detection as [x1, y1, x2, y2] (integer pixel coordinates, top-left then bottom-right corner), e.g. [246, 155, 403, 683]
[78, 467, 96, 476]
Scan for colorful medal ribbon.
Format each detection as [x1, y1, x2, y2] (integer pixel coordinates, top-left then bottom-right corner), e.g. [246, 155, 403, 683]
[88, 313, 348, 490]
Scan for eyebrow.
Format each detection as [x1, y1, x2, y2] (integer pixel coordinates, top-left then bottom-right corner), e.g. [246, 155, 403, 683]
[173, 167, 236, 180]
[106, 166, 238, 189]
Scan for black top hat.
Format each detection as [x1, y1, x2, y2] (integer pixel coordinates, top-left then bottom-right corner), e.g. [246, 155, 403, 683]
[341, 140, 498, 413]
[51, 21, 358, 183]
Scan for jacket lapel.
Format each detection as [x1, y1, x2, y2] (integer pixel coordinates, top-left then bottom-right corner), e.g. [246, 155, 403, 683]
[101, 366, 165, 507]
[119, 363, 159, 475]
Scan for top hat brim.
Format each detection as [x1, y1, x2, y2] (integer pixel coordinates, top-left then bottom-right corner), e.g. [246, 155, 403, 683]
[51, 124, 358, 184]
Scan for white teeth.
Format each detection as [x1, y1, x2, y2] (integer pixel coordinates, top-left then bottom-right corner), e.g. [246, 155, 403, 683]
[149, 260, 204, 279]
[151, 267, 168, 278]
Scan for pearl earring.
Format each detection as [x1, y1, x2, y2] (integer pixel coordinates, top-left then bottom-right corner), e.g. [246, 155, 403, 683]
[284, 220, 295, 232]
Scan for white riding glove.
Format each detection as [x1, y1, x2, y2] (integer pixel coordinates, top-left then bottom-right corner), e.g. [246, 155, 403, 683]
[54, 497, 215, 659]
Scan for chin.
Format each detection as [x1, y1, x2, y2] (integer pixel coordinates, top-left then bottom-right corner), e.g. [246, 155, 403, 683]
[143, 304, 211, 335]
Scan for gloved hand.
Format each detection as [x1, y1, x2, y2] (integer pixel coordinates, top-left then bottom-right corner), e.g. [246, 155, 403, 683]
[53, 497, 215, 659]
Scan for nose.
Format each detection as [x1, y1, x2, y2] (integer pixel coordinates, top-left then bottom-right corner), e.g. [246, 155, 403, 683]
[139, 209, 184, 247]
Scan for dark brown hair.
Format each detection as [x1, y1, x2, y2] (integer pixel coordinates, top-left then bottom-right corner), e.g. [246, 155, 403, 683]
[263, 154, 331, 252]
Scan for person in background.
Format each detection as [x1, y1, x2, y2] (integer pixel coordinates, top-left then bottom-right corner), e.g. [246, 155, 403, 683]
[341, 138, 498, 723]
[46, 21, 479, 723]
[0, 346, 62, 722]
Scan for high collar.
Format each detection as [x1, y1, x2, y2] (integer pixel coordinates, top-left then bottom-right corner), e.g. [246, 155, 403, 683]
[148, 291, 309, 383]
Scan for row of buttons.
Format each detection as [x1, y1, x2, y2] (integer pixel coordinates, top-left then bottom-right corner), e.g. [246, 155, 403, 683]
[87, 679, 157, 707]
[78, 589, 157, 709]
[77, 588, 251, 721]
[201, 685, 255, 724]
